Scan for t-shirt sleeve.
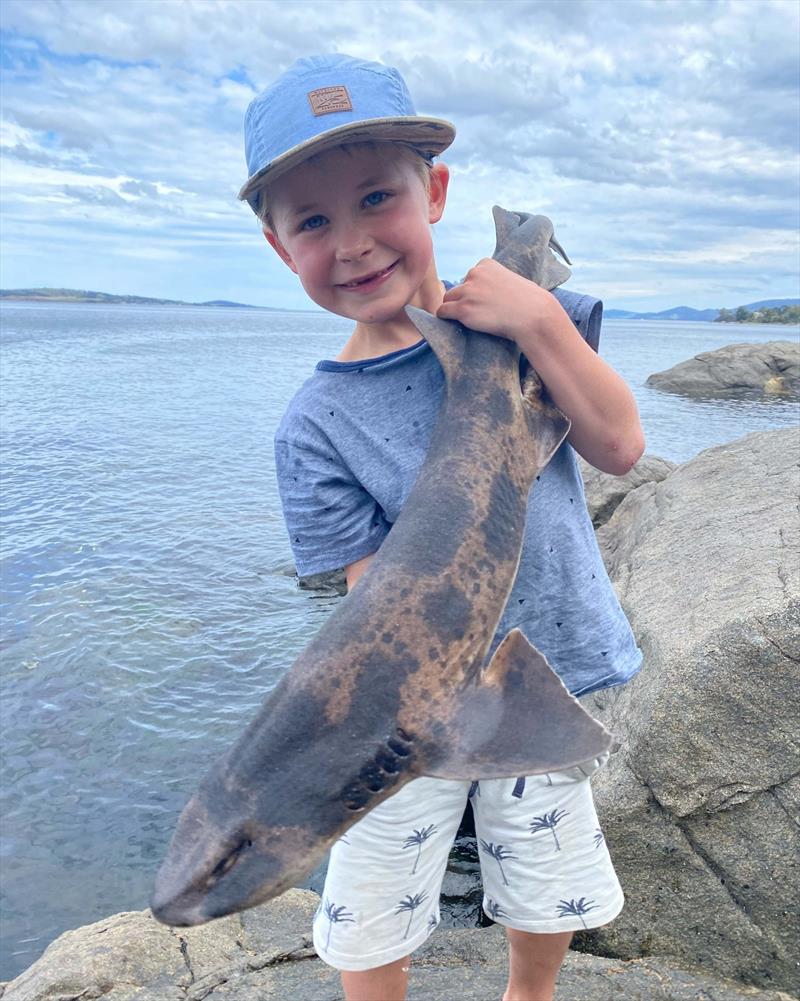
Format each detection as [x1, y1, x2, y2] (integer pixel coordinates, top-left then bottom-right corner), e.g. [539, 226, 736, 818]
[274, 436, 390, 577]
[551, 288, 603, 353]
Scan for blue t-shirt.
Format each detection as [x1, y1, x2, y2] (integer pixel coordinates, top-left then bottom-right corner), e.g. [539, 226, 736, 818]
[274, 287, 642, 697]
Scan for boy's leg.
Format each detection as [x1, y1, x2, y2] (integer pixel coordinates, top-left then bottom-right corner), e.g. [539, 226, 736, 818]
[504, 928, 572, 1001]
[312, 776, 469, 999]
[341, 956, 410, 1001]
[472, 755, 622, 1001]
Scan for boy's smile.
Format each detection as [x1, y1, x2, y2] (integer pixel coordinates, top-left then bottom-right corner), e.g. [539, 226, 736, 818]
[265, 145, 449, 353]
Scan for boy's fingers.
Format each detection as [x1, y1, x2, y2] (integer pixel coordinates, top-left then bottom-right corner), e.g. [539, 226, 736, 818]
[436, 299, 462, 320]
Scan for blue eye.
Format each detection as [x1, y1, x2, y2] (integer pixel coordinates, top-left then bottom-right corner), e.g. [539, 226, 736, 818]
[363, 191, 389, 207]
[301, 214, 327, 232]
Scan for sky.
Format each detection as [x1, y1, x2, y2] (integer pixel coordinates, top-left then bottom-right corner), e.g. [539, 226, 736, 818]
[1, 0, 798, 312]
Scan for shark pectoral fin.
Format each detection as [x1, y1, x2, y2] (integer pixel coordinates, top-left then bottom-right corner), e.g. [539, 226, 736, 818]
[422, 629, 613, 781]
[520, 373, 571, 471]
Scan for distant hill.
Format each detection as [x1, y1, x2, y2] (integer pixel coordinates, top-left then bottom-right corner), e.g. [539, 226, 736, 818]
[0, 288, 287, 310]
[605, 298, 799, 321]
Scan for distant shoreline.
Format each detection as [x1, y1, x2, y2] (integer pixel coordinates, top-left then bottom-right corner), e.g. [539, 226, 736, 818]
[0, 288, 310, 312]
[2, 289, 798, 323]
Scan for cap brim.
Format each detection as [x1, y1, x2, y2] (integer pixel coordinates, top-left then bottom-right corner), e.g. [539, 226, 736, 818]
[238, 116, 455, 212]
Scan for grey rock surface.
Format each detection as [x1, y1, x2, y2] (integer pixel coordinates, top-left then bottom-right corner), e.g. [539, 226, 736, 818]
[646, 340, 800, 398]
[585, 428, 800, 994]
[579, 453, 676, 528]
[3, 896, 796, 1001]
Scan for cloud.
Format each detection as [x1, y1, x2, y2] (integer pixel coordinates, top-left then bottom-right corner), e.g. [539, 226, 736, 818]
[0, 0, 798, 310]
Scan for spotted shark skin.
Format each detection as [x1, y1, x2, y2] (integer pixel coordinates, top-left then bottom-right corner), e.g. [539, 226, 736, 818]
[151, 207, 613, 927]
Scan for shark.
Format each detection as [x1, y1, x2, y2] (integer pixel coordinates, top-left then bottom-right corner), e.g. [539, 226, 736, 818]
[151, 207, 613, 927]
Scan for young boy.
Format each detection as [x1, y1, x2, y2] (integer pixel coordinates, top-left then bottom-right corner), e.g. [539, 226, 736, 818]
[238, 54, 644, 1001]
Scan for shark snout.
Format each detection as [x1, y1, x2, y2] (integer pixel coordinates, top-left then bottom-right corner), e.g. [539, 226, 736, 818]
[150, 788, 279, 926]
[151, 829, 288, 926]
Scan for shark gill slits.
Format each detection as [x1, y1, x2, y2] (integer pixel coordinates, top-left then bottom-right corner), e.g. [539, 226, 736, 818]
[388, 732, 413, 757]
[341, 782, 370, 811]
[375, 747, 401, 773]
[359, 762, 385, 792]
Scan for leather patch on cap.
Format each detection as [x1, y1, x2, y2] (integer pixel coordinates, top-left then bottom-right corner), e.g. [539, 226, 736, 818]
[307, 85, 353, 116]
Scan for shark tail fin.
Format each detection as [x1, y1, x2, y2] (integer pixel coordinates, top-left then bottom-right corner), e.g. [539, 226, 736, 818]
[422, 629, 613, 780]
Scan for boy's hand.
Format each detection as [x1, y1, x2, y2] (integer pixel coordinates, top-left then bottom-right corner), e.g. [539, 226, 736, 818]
[436, 258, 560, 345]
[435, 258, 646, 477]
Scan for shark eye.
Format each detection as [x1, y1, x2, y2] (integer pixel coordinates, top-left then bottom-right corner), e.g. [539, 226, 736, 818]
[205, 839, 252, 889]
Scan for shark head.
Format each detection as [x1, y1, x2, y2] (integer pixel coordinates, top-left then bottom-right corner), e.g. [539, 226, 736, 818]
[150, 778, 328, 926]
[150, 684, 417, 926]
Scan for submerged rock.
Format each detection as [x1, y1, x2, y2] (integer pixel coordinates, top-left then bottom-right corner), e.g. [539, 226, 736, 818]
[646, 340, 800, 398]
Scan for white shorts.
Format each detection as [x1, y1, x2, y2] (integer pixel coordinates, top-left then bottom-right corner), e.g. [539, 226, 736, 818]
[312, 756, 624, 972]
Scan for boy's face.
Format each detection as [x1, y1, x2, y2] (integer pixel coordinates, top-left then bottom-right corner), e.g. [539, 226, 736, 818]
[265, 145, 448, 325]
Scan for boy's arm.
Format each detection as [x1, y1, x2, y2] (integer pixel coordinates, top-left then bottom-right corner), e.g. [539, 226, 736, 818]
[436, 259, 645, 476]
[345, 552, 375, 591]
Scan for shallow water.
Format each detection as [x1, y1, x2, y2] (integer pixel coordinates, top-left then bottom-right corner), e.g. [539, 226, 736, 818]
[1, 302, 797, 979]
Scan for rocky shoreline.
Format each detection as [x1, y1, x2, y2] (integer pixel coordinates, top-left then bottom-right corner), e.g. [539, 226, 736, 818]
[3, 890, 797, 1001]
[4, 427, 798, 999]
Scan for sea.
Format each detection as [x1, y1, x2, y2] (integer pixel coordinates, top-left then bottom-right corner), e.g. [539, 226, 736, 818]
[1, 300, 798, 981]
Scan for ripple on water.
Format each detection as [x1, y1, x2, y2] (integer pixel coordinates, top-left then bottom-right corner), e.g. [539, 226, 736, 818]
[1, 305, 797, 980]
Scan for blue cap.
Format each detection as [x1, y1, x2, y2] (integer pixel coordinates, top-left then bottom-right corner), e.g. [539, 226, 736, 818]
[238, 54, 455, 214]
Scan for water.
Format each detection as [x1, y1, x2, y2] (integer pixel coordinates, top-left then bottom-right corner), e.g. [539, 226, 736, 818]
[0, 302, 797, 980]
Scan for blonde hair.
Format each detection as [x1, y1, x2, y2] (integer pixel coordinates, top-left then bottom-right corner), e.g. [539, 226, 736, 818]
[257, 141, 433, 231]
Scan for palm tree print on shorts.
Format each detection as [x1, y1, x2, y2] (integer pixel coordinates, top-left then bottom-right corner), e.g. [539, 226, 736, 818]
[556, 897, 598, 929]
[427, 912, 439, 932]
[323, 899, 355, 951]
[485, 898, 509, 921]
[479, 840, 518, 886]
[529, 808, 569, 851]
[395, 891, 429, 940]
[402, 823, 437, 875]
[593, 828, 605, 849]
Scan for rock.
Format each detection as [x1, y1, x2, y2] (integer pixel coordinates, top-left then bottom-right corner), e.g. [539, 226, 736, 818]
[4, 897, 795, 1001]
[579, 453, 676, 528]
[297, 567, 347, 595]
[646, 340, 800, 398]
[585, 428, 800, 993]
